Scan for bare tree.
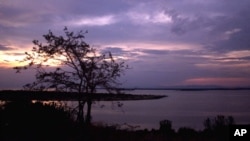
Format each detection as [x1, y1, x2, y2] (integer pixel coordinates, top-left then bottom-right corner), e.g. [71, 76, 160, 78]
[14, 27, 128, 124]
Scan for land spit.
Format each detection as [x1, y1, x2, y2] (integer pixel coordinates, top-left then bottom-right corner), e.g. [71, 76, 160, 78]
[0, 90, 166, 101]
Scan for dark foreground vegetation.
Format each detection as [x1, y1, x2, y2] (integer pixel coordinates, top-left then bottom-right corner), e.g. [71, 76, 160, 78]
[0, 101, 241, 141]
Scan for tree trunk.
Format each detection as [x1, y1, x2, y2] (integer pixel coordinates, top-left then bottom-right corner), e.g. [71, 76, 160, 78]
[85, 99, 92, 125]
[77, 100, 85, 124]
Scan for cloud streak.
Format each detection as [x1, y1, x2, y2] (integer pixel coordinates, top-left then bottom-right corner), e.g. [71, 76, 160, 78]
[69, 15, 117, 26]
[0, 44, 13, 50]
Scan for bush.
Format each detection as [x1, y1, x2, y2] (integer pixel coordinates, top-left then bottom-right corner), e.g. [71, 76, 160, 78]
[203, 115, 234, 140]
[0, 101, 75, 141]
[159, 120, 175, 135]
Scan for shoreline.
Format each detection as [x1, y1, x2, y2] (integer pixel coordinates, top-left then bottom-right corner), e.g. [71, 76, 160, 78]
[0, 90, 166, 101]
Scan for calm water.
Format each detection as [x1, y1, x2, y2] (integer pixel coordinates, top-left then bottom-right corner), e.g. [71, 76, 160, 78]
[87, 90, 250, 130]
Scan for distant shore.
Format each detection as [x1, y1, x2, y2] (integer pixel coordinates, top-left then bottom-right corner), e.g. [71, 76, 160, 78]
[0, 90, 166, 101]
[116, 87, 250, 91]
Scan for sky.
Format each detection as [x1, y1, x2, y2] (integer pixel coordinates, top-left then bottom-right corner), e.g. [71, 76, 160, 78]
[0, 0, 250, 89]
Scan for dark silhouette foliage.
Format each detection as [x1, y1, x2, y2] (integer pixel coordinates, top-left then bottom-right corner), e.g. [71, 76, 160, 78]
[0, 104, 237, 141]
[159, 119, 175, 136]
[14, 27, 128, 93]
[0, 101, 75, 141]
[203, 115, 235, 140]
[203, 115, 235, 131]
[177, 127, 198, 140]
[13, 27, 128, 124]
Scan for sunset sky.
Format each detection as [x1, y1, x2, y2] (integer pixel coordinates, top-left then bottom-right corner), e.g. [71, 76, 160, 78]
[1, 0, 250, 89]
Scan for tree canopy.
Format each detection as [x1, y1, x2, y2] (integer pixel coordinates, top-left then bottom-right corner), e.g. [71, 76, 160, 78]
[14, 27, 128, 94]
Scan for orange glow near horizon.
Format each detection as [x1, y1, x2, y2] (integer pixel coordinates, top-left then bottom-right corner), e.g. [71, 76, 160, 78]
[184, 77, 250, 87]
[0, 50, 63, 68]
[0, 46, 126, 68]
[0, 51, 27, 68]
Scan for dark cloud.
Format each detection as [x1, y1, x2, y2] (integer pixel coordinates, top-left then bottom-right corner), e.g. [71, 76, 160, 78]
[208, 10, 250, 52]
[101, 47, 128, 56]
[140, 49, 169, 55]
[0, 44, 12, 50]
[99, 46, 140, 60]
[239, 56, 250, 61]
[170, 14, 212, 36]
[102, 47, 124, 53]
[214, 56, 250, 61]
[154, 0, 250, 52]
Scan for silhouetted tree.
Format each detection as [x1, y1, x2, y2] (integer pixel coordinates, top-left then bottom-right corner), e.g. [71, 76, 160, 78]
[203, 115, 235, 140]
[203, 115, 235, 131]
[159, 120, 175, 136]
[14, 27, 128, 124]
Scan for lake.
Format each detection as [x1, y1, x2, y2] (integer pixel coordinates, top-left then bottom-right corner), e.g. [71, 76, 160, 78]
[83, 90, 250, 130]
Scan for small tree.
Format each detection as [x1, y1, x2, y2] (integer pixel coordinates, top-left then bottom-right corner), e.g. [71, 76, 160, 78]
[203, 115, 235, 140]
[14, 27, 128, 124]
[159, 120, 175, 135]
